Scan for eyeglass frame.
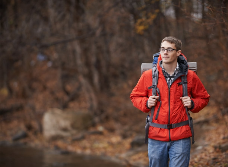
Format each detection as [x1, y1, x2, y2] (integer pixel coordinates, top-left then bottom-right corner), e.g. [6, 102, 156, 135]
[159, 47, 179, 53]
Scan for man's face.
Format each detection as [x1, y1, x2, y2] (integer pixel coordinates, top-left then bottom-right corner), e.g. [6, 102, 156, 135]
[160, 41, 181, 65]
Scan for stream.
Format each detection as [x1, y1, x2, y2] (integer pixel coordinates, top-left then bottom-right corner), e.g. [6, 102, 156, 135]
[0, 145, 125, 167]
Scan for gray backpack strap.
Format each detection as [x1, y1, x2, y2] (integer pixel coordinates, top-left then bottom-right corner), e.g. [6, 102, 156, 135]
[150, 65, 159, 123]
[152, 64, 158, 96]
[145, 65, 159, 144]
[181, 75, 195, 144]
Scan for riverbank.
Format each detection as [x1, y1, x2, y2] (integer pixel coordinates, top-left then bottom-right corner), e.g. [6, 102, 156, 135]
[0, 110, 148, 166]
[1, 105, 228, 167]
[0, 124, 148, 167]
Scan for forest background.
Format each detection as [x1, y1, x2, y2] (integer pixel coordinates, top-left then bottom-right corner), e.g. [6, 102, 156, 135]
[0, 0, 228, 166]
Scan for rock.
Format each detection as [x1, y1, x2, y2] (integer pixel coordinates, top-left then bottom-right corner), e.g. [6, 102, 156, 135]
[72, 134, 85, 141]
[53, 146, 71, 155]
[71, 130, 103, 141]
[52, 162, 66, 167]
[209, 157, 219, 166]
[0, 141, 10, 146]
[220, 143, 228, 152]
[87, 130, 103, 135]
[222, 135, 228, 140]
[130, 136, 145, 148]
[42, 108, 93, 140]
[12, 130, 27, 141]
[120, 146, 147, 158]
[214, 143, 228, 153]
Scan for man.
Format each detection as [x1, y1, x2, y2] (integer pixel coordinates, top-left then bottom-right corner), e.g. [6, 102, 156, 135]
[130, 36, 210, 167]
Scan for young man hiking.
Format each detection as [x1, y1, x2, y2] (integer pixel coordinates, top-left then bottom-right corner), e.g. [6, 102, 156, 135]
[130, 36, 210, 167]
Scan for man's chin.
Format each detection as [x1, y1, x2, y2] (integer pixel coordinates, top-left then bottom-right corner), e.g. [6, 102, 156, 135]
[162, 60, 171, 64]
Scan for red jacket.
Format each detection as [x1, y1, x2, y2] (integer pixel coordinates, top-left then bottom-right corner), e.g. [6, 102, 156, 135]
[130, 54, 210, 142]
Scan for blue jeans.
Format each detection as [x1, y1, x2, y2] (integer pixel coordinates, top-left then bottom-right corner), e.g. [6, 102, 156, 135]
[148, 138, 191, 167]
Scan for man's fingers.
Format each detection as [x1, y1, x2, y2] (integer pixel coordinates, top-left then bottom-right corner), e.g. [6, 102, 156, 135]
[180, 96, 190, 101]
[154, 96, 159, 99]
[150, 96, 159, 99]
[180, 96, 192, 108]
[148, 96, 159, 108]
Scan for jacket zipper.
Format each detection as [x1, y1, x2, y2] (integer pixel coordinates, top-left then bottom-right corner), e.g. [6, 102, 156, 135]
[167, 75, 183, 142]
[168, 86, 171, 141]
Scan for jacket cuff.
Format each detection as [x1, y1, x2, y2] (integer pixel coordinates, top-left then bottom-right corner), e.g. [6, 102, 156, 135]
[189, 100, 194, 110]
[146, 100, 150, 109]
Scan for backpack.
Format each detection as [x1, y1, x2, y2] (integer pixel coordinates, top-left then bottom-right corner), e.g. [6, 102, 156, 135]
[142, 52, 196, 144]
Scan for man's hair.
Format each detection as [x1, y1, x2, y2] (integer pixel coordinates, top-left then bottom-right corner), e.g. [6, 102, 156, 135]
[161, 36, 182, 51]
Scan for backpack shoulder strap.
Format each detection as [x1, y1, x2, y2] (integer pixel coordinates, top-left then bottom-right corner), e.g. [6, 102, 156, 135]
[145, 64, 159, 144]
[152, 64, 158, 96]
[181, 75, 195, 144]
[148, 64, 158, 123]
[182, 75, 188, 97]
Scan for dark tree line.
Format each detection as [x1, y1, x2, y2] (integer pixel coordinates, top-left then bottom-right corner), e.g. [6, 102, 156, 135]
[0, 0, 228, 120]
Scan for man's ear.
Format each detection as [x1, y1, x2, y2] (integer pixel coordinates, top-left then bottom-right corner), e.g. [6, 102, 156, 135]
[177, 50, 181, 57]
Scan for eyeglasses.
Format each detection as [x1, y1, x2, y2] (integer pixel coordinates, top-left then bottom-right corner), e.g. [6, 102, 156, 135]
[159, 48, 178, 53]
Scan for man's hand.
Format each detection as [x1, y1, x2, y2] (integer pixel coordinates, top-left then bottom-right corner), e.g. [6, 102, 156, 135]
[180, 96, 192, 108]
[147, 96, 159, 108]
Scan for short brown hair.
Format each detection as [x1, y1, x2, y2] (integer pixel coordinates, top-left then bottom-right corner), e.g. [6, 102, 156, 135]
[161, 36, 182, 51]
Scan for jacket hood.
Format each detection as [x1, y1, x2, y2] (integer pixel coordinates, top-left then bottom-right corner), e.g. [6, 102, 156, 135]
[157, 53, 188, 75]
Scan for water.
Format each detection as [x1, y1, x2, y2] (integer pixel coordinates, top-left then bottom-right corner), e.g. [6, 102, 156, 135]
[0, 145, 125, 167]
